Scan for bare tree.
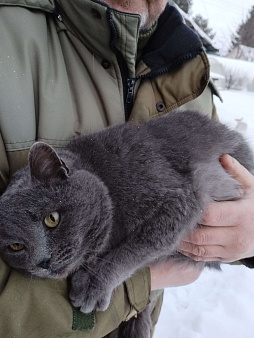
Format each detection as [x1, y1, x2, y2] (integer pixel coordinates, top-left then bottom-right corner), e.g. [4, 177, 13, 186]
[224, 69, 245, 90]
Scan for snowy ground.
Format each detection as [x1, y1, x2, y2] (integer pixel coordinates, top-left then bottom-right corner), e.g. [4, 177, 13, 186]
[154, 89, 254, 338]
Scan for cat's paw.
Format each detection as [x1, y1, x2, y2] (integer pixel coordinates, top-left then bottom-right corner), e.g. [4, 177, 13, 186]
[69, 269, 112, 313]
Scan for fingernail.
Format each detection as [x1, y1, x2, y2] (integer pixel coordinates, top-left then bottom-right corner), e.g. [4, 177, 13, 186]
[220, 154, 235, 168]
[227, 154, 235, 165]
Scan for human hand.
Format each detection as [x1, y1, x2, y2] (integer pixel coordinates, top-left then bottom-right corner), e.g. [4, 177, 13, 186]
[150, 259, 203, 290]
[178, 154, 254, 263]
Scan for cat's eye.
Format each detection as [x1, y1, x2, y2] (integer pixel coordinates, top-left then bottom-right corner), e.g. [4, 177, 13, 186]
[44, 211, 60, 228]
[9, 243, 24, 251]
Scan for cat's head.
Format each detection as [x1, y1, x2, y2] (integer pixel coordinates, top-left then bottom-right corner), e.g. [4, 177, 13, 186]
[0, 142, 112, 279]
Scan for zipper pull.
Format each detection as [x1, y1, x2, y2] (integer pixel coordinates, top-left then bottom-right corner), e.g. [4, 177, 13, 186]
[126, 78, 136, 104]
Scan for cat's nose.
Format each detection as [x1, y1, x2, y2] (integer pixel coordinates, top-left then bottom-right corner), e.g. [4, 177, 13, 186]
[36, 258, 51, 270]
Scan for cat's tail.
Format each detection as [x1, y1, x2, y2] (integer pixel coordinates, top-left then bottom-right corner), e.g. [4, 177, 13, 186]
[117, 291, 161, 338]
[118, 304, 152, 338]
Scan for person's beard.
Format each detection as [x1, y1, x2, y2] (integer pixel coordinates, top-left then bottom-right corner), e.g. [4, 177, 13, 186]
[102, 0, 168, 30]
[139, 7, 150, 30]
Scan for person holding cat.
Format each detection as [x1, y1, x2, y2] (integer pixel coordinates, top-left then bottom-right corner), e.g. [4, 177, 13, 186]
[0, 1, 254, 337]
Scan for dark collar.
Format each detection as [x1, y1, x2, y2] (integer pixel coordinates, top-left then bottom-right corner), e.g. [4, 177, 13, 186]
[142, 5, 203, 74]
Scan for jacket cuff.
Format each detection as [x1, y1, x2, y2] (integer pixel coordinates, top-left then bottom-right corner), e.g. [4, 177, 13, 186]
[124, 267, 151, 315]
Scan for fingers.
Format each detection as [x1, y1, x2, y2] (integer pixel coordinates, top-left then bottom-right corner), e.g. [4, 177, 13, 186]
[182, 224, 232, 245]
[180, 214, 254, 263]
[179, 249, 222, 262]
[220, 154, 254, 192]
[179, 225, 249, 262]
[200, 200, 246, 227]
[199, 155, 254, 227]
[179, 243, 233, 263]
[179, 155, 254, 264]
[179, 226, 233, 262]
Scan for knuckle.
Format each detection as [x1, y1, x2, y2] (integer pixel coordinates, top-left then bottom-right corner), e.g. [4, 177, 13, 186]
[192, 231, 208, 245]
[194, 246, 206, 257]
[203, 208, 221, 225]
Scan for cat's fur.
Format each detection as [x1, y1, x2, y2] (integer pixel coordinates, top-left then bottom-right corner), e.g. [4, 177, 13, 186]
[0, 111, 253, 338]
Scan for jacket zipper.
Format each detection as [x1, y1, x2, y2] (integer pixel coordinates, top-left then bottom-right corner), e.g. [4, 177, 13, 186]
[124, 56, 192, 120]
[107, 9, 138, 121]
[126, 51, 205, 118]
[126, 78, 136, 104]
[107, 8, 204, 121]
[123, 65, 182, 119]
[125, 78, 136, 119]
[123, 51, 204, 120]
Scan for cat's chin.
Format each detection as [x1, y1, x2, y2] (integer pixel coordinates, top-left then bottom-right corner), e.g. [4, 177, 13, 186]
[33, 259, 81, 279]
[49, 262, 81, 279]
[48, 271, 69, 279]
[47, 267, 71, 279]
[30, 266, 71, 280]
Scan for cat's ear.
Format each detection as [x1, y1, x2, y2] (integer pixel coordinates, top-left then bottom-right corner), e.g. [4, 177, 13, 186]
[29, 142, 69, 182]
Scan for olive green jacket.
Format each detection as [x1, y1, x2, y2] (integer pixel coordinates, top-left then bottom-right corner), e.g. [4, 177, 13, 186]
[0, 1, 218, 337]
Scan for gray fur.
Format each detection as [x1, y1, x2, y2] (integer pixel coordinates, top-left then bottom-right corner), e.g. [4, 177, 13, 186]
[0, 111, 253, 338]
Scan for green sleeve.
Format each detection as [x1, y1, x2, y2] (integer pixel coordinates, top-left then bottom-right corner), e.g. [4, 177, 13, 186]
[0, 260, 151, 338]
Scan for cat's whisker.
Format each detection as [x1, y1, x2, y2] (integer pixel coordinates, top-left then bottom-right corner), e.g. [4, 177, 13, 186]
[2, 109, 254, 338]
[85, 248, 133, 266]
[84, 249, 102, 254]
[84, 250, 116, 265]
[95, 256, 116, 266]
[81, 263, 104, 283]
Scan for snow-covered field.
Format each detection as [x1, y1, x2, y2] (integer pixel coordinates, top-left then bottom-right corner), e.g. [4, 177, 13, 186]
[154, 89, 254, 338]
[215, 90, 254, 149]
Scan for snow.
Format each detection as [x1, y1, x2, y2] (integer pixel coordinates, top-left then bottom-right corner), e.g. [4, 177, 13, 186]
[228, 45, 254, 63]
[191, 0, 254, 55]
[214, 90, 254, 149]
[155, 265, 254, 338]
[154, 89, 254, 338]
[208, 55, 254, 89]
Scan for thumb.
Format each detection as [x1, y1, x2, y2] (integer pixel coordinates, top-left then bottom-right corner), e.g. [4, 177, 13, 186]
[220, 154, 254, 192]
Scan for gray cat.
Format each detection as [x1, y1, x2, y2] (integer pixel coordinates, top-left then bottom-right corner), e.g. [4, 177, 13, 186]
[0, 111, 253, 338]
